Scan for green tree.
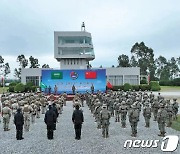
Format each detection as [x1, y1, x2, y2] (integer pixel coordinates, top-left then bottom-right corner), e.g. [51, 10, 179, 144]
[29, 56, 40, 68]
[169, 57, 179, 79]
[14, 54, 28, 79]
[42, 64, 50, 68]
[130, 55, 138, 67]
[131, 42, 156, 80]
[4, 63, 10, 79]
[118, 54, 131, 67]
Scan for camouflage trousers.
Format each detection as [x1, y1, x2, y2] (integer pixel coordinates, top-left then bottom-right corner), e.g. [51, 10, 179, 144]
[101, 120, 110, 138]
[121, 113, 127, 127]
[31, 114, 36, 123]
[36, 110, 40, 118]
[130, 121, 138, 135]
[158, 121, 166, 133]
[3, 115, 10, 130]
[41, 106, 46, 114]
[115, 111, 120, 122]
[166, 113, 173, 127]
[144, 116, 150, 127]
[24, 113, 30, 131]
[152, 108, 158, 121]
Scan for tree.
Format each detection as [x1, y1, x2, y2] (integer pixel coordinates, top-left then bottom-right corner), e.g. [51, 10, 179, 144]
[14, 54, 28, 79]
[169, 57, 179, 79]
[42, 64, 50, 68]
[131, 42, 156, 80]
[0, 56, 10, 79]
[29, 56, 40, 68]
[99, 65, 103, 68]
[4, 63, 10, 79]
[117, 54, 131, 67]
[0, 56, 4, 76]
[130, 56, 138, 67]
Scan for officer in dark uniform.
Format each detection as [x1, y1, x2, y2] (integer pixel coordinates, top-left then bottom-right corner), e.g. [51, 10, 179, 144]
[44, 105, 56, 140]
[52, 103, 58, 130]
[72, 85, 76, 94]
[91, 84, 94, 94]
[72, 103, 84, 140]
[14, 108, 24, 140]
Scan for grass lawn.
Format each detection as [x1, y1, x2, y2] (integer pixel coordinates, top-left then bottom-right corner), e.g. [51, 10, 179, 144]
[160, 86, 180, 92]
[0, 87, 9, 94]
[171, 115, 180, 131]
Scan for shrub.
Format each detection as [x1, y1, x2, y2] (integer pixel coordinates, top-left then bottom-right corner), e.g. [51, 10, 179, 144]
[132, 85, 140, 91]
[25, 82, 34, 92]
[112, 85, 124, 91]
[140, 79, 147, 84]
[9, 86, 15, 92]
[139, 84, 150, 91]
[123, 83, 132, 91]
[9, 82, 18, 87]
[172, 78, 180, 86]
[14, 83, 25, 93]
[150, 81, 161, 91]
[159, 80, 172, 86]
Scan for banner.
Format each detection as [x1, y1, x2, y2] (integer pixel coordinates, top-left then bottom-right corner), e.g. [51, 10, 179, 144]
[41, 69, 106, 94]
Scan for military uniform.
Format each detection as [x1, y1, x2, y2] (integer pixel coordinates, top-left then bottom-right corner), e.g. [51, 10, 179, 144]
[23, 103, 33, 131]
[165, 101, 173, 127]
[151, 99, 159, 121]
[100, 104, 111, 138]
[157, 104, 167, 137]
[172, 98, 179, 120]
[143, 103, 151, 127]
[2, 101, 11, 131]
[128, 104, 139, 137]
[119, 101, 128, 128]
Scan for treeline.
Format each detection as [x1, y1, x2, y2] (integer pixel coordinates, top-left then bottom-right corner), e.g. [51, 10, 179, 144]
[0, 54, 50, 80]
[117, 42, 180, 83]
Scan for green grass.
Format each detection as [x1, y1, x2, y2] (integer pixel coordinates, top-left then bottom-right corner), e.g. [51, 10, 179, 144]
[171, 115, 180, 131]
[0, 87, 9, 94]
[160, 86, 180, 92]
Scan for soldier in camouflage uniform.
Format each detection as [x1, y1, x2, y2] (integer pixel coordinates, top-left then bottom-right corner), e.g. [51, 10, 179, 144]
[151, 98, 159, 121]
[30, 102, 37, 123]
[119, 101, 128, 128]
[114, 99, 121, 122]
[157, 103, 167, 137]
[2, 101, 11, 131]
[23, 102, 33, 131]
[128, 103, 139, 137]
[165, 100, 173, 127]
[100, 104, 111, 138]
[40, 96, 46, 114]
[172, 98, 179, 120]
[94, 101, 102, 129]
[143, 102, 151, 127]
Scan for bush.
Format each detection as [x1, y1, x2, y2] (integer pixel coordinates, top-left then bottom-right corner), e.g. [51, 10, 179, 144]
[159, 80, 172, 86]
[25, 82, 34, 92]
[9, 82, 18, 87]
[31, 86, 38, 92]
[9, 86, 15, 92]
[139, 84, 150, 91]
[123, 83, 132, 91]
[140, 79, 147, 84]
[14, 83, 25, 93]
[172, 78, 180, 86]
[150, 81, 161, 91]
[132, 85, 140, 91]
[112, 85, 124, 91]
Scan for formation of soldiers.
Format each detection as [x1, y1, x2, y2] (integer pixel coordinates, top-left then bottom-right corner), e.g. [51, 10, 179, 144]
[0, 90, 179, 139]
[0, 92, 67, 133]
[85, 90, 179, 138]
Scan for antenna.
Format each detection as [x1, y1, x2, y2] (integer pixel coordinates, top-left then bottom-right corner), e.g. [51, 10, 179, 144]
[81, 22, 85, 31]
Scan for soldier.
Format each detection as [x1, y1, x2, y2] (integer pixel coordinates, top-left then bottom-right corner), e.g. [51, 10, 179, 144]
[40, 96, 46, 114]
[52, 103, 58, 130]
[35, 99, 41, 118]
[94, 101, 102, 129]
[91, 84, 94, 94]
[54, 85, 58, 95]
[44, 105, 56, 140]
[23, 102, 33, 131]
[151, 98, 159, 121]
[100, 104, 111, 138]
[62, 92, 67, 106]
[2, 101, 11, 131]
[119, 101, 128, 128]
[157, 103, 167, 137]
[128, 103, 139, 137]
[172, 98, 179, 120]
[114, 100, 120, 122]
[11, 100, 19, 116]
[14, 108, 24, 140]
[165, 100, 173, 127]
[143, 102, 151, 127]
[30, 103, 37, 123]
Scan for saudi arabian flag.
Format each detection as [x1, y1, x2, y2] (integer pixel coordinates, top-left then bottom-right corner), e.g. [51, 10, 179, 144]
[40, 82, 47, 89]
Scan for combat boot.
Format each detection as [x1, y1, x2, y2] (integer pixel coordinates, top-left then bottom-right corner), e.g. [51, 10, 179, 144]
[162, 132, 166, 137]
[115, 118, 117, 122]
[158, 132, 163, 137]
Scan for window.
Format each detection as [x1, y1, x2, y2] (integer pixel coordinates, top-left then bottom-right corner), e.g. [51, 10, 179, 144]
[26, 76, 39, 86]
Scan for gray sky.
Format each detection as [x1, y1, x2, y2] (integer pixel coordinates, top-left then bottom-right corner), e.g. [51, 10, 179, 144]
[0, 0, 180, 79]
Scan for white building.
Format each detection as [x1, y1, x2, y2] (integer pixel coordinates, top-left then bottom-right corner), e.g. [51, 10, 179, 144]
[21, 23, 140, 87]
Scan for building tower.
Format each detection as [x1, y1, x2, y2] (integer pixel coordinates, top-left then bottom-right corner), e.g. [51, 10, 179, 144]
[54, 23, 95, 69]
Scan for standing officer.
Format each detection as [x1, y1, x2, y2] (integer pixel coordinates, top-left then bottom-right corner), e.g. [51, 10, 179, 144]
[100, 104, 111, 138]
[2, 101, 11, 131]
[72, 103, 84, 140]
[91, 84, 94, 94]
[14, 108, 24, 140]
[72, 85, 76, 94]
[44, 105, 56, 140]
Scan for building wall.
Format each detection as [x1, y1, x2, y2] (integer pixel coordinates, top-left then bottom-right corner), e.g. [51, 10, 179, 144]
[21, 67, 140, 86]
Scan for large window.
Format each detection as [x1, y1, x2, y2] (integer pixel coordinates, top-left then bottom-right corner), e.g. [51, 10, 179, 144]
[26, 76, 39, 86]
[124, 75, 139, 85]
[107, 75, 123, 86]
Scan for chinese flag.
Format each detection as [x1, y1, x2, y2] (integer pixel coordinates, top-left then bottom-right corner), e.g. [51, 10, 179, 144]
[85, 71, 97, 79]
[107, 81, 113, 89]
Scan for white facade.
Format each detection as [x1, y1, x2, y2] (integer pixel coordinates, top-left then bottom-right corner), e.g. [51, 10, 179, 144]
[21, 67, 140, 86]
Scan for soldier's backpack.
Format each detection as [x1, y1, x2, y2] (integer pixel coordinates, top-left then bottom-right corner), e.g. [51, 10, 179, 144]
[132, 109, 139, 118]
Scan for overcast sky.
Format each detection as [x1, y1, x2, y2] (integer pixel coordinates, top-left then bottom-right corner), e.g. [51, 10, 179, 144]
[0, 0, 180, 79]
